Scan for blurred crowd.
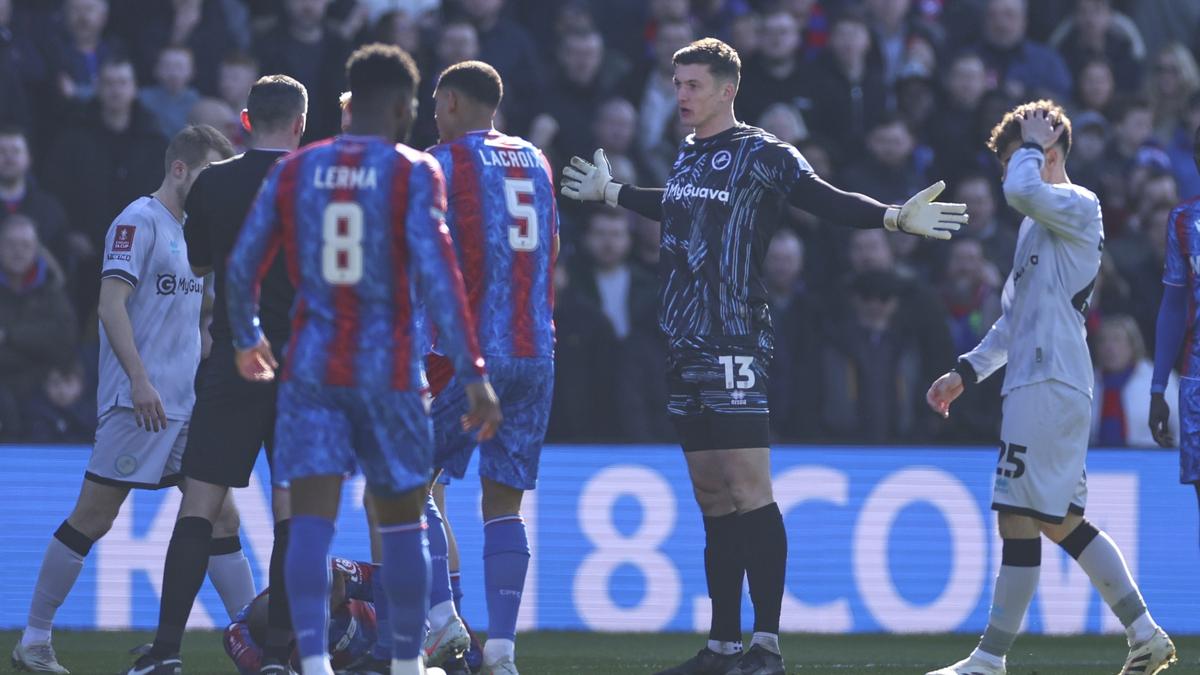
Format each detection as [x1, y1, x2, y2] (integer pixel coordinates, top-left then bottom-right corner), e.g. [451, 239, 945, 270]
[1, 0, 1197, 446]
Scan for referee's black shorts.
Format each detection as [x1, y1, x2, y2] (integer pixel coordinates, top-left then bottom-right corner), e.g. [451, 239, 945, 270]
[182, 341, 278, 488]
[667, 343, 771, 452]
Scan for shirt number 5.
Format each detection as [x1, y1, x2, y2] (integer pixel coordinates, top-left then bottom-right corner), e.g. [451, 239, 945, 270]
[504, 177, 539, 252]
[719, 355, 755, 390]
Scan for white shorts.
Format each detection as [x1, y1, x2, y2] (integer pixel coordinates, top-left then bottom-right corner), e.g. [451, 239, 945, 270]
[85, 407, 189, 489]
[993, 381, 1089, 523]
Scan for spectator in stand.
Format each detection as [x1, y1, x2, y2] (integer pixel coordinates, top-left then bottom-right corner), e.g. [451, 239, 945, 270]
[1104, 97, 1156, 197]
[942, 237, 1002, 356]
[547, 261, 620, 441]
[895, 62, 937, 143]
[0, 0, 31, 132]
[216, 51, 258, 112]
[728, 11, 761, 61]
[757, 102, 807, 146]
[1067, 110, 1118, 204]
[864, 0, 943, 88]
[121, 0, 249, 98]
[978, 0, 1072, 101]
[1110, 198, 1174, 344]
[573, 207, 657, 343]
[953, 173, 1016, 276]
[413, 19, 480, 147]
[1166, 91, 1200, 199]
[819, 269, 930, 443]
[736, 4, 806, 128]
[187, 97, 244, 153]
[591, 98, 639, 181]
[1144, 43, 1200, 143]
[841, 114, 926, 206]
[0, 128, 74, 272]
[0, 214, 78, 400]
[20, 359, 96, 443]
[763, 228, 822, 441]
[633, 18, 692, 156]
[801, 7, 886, 163]
[1072, 57, 1116, 117]
[139, 46, 201, 138]
[41, 54, 166, 311]
[461, 0, 543, 132]
[1050, 0, 1143, 91]
[371, 9, 420, 56]
[1092, 315, 1178, 447]
[932, 51, 992, 179]
[538, 29, 624, 162]
[48, 0, 123, 107]
[254, 0, 350, 142]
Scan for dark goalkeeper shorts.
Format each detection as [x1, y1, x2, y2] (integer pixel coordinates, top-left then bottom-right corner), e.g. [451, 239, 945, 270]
[667, 344, 771, 452]
[181, 342, 279, 488]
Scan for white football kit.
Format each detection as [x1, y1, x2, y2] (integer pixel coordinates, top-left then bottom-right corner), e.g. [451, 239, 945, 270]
[961, 145, 1104, 523]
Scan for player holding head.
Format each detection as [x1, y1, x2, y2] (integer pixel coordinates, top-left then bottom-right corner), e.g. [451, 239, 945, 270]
[12, 126, 238, 674]
[561, 37, 965, 675]
[223, 43, 501, 675]
[1149, 125, 1200, 569]
[926, 100, 1176, 675]
[127, 75, 309, 675]
[422, 60, 558, 675]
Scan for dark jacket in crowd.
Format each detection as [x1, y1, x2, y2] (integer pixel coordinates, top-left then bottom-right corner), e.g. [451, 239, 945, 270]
[20, 388, 96, 443]
[254, 23, 350, 143]
[0, 257, 77, 395]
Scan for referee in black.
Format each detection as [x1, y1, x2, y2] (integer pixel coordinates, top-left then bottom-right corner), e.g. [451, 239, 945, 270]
[562, 39, 966, 675]
[128, 76, 308, 674]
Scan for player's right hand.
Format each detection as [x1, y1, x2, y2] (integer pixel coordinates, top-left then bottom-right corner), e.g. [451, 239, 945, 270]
[462, 379, 502, 442]
[885, 180, 968, 241]
[236, 336, 278, 383]
[1149, 393, 1175, 448]
[131, 377, 168, 432]
[926, 371, 964, 419]
[561, 149, 621, 206]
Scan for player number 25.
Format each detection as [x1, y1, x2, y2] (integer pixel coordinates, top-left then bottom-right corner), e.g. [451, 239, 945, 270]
[321, 202, 364, 285]
[719, 355, 755, 390]
[504, 177, 539, 252]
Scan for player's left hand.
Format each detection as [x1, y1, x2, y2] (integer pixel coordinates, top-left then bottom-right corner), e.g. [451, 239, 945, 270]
[1017, 108, 1065, 150]
[885, 181, 967, 241]
[235, 336, 278, 383]
[462, 379, 502, 442]
[561, 149, 622, 206]
[1149, 393, 1175, 448]
[926, 371, 964, 418]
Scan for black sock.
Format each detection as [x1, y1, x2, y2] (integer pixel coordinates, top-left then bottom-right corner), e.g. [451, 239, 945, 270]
[741, 503, 787, 635]
[151, 516, 213, 658]
[264, 518, 292, 661]
[702, 512, 744, 643]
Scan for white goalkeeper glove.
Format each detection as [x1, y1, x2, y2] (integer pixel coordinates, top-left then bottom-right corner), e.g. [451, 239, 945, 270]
[561, 149, 623, 207]
[883, 180, 967, 241]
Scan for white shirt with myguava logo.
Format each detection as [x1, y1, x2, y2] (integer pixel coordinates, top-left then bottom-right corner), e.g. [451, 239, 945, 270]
[98, 196, 202, 419]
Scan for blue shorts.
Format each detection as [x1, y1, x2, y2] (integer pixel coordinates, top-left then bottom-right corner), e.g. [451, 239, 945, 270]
[1180, 377, 1200, 484]
[432, 357, 553, 490]
[273, 379, 434, 496]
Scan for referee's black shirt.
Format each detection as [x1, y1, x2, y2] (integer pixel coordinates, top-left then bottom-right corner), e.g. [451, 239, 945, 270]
[184, 149, 293, 356]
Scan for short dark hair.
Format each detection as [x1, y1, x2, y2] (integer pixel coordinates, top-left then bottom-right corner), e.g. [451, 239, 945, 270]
[437, 60, 503, 108]
[246, 75, 308, 132]
[1109, 95, 1153, 124]
[346, 43, 420, 103]
[221, 50, 258, 71]
[99, 52, 135, 75]
[164, 124, 234, 172]
[987, 99, 1072, 157]
[0, 125, 26, 141]
[673, 38, 741, 85]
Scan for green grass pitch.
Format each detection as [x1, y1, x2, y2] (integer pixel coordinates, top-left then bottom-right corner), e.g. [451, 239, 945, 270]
[4, 630, 1198, 674]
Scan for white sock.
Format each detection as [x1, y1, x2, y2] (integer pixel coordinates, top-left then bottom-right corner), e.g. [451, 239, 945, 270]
[751, 632, 780, 656]
[390, 656, 421, 675]
[428, 599, 457, 629]
[27, 536, 87, 639]
[969, 648, 1005, 668]
[21, 626, 51, 647]
[207, 549, 257, 620]
[707, 639, 742, 655]
[1128, 613, 1159, 646]
[483, 638, 515, 665]
[298, 654, 334, 675]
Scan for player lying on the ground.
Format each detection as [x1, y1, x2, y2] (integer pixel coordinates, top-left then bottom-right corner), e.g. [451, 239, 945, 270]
[925, 100, 1176, 675]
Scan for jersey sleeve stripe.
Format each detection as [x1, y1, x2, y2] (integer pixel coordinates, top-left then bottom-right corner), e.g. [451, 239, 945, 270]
[101, 268, 138, 286]
[389, 153, 414, 390]
[449, 142, 487, 344]
[505, 163, 536, 358]
[326, 141, 365, 387]
[275, 156, 303, 381]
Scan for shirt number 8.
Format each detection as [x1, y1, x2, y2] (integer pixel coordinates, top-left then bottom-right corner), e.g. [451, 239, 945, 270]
[322, 201, 364, 285]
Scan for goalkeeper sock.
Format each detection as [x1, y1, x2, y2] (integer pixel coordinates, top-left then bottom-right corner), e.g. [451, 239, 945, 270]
[977, 538, 1039, 659]
[702, 512, 743, 643]
[742, 503, 787, 635]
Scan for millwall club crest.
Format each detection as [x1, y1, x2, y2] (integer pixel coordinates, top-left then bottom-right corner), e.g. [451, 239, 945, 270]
[712, 150, 732, 170]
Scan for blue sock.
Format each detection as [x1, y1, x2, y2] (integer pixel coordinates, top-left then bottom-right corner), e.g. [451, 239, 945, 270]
[483, 515, 529, 642]
[425, 495, 454, 610]
[369, 565, 392, 660]
[379, 519, 431, 660]
[285, 515, 334, 661]
[450, 572, 463, 614]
